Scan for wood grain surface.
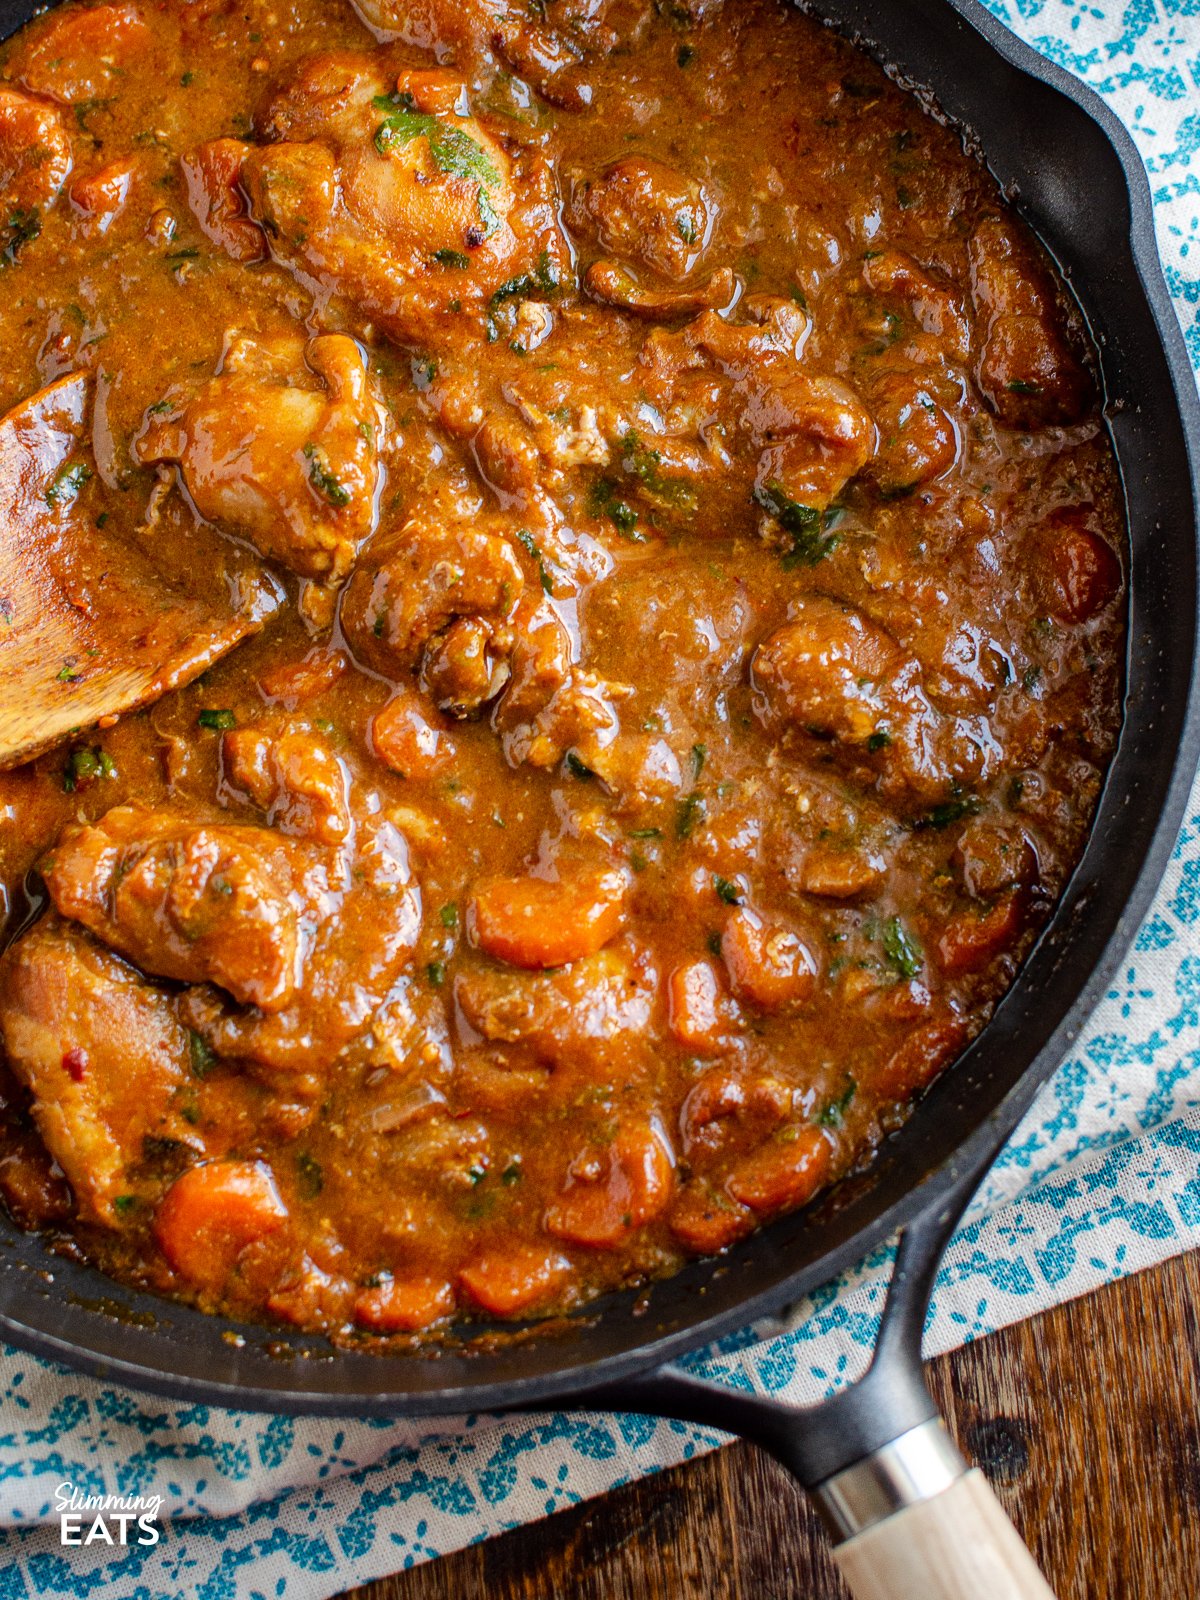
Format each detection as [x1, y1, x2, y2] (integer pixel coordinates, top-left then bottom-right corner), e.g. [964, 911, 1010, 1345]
[343, 1249, 1200, 1600]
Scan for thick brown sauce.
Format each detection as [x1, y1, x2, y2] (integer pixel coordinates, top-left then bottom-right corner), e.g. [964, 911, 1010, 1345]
[0, 0, 1125, 1337]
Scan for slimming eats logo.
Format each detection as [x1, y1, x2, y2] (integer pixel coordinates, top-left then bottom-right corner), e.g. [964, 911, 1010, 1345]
[54, 1482, 162, 1547]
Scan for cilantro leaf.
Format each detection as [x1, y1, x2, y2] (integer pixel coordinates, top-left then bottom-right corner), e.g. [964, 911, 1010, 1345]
[753, 479, 840, 566]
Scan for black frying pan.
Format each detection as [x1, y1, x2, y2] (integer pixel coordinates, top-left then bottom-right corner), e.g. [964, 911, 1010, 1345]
[1, 0, 1198, 1594]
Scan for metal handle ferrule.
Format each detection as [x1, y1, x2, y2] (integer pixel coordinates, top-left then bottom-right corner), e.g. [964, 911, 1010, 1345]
[813, 1418, 969, 1544]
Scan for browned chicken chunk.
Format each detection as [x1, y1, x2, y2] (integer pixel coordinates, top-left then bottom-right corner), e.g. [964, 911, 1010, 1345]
[136, 331, 383, 585]
[0, 918, 190, 1225]
[968, 215, 1092, 428]
[39, 805, 301, 1012]
[752, 596, 987, 805]
[341, 508, 525, 713]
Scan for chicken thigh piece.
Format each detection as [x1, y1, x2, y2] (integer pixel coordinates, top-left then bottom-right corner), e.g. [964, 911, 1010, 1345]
[183, 55, 569, 347]
[0, 917, 192, 1225]
[341, 505, 525, 715]
[136, 330, 384, 585]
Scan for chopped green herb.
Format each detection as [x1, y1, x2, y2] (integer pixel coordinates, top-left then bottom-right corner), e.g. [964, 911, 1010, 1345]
[789, 285, 809, 309]
[565, 749, 596, 781]
[62, 746, 116, 791]
[296, 1152, 324, 1199]
[691, 743, 707, 778]
[373, 106, 438, 156]
[753, 479, 839, 566]
[818, 1078, 857, 1128]
[439, 903, 459, 928]
[113, 1194, 137, 1215]
[706, 928, 724, 957]
[628, 827, 662, 840]
[676, 790, 707, 840]
[882, 915, 922, 980]
[677, 43, 695, 66]
[867, 729, 892, 752]
[427, 960, 446, 987]
[372, 90, 417, 114]
[501, 1162, 523, 1185]
[433, 248, 470, 269]
[45, 460, 92, 509]
[374, 107, 503, 238]
[198, 708, 236, 730]
[713, 874, 741, 905]
[3, 206, 41, 263]
[912, 795, 980, 831]
[514, 526, 554, 593]
[56, 662, 83, 684]
[1006, 378, 1041, 396]
[489, 250, 562, 311]
[188, 1030, 217, 1078]
[476, 187, 500, 237]
[302, 443, 351, 507]
[588, 476, 641, 538]
[618, 430, 697, 511]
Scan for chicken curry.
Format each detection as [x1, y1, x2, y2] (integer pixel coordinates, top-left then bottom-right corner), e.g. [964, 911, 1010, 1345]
[0, 0, 1125, 1337]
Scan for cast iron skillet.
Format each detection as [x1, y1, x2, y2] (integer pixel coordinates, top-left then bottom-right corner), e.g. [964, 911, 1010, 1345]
[1, 0, 1198, 1592]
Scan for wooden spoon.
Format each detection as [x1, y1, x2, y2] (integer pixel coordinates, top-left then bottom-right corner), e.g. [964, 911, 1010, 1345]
[0, 372, 281, 771]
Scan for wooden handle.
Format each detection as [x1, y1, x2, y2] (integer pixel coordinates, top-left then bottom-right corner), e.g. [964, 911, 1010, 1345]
[832, 1469, 1056, 1600]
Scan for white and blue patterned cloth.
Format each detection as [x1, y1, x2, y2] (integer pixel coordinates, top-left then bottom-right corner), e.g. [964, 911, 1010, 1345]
[2, 5, 1199, 1596]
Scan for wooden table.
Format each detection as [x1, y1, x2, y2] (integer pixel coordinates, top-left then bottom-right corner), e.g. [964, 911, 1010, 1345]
[347, 1248, 1200, 1599]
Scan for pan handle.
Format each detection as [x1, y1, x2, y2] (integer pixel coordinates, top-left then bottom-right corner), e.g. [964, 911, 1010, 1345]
[816, 1421, 1056, 1599]
[589, 1173, 1058, 1598]
[805, 1208, 1058, 1598]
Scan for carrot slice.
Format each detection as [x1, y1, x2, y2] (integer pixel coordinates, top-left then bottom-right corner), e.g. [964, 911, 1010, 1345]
[154, 1161, 288, 1292]
[468, 866, 628, 969]
[256, 649, 347, 703]
[726, 1125, 832, 1215]
[353, 1274, 455, 1332]
[458, 1242, 571, 1317]
[936, 894, 1024, 977]
[370, 691, 455, 779]
[666, 959, 731, 1054]
[546, 1120, 675, 1248]
[874, 1016, 970, 1101]
[668, 1179, 754, 1255]
[721, 909, 817, 1012]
